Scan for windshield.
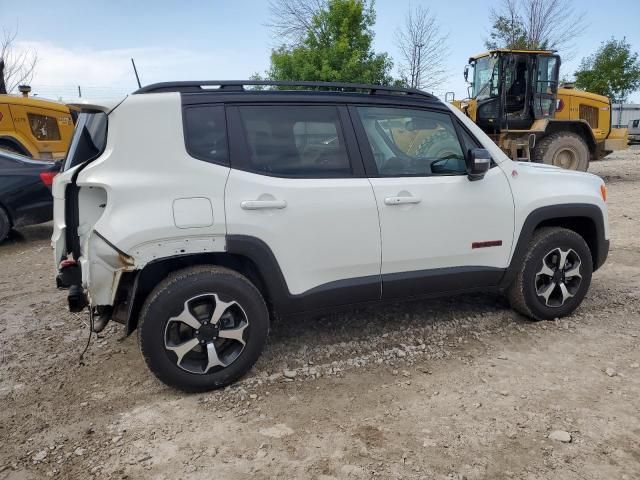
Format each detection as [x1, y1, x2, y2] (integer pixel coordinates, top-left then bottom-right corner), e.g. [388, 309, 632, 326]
[472, 56, 499, 101]
[62, 112, 107, 171]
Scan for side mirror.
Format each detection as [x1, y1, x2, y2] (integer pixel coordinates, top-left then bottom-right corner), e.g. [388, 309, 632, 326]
[463, 64, 470, 82]
[466, 148, 491, 181]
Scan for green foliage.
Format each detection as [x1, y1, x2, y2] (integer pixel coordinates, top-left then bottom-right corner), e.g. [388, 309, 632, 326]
[268, 0, 394, 85]
[574, 38, 640, 102]
[485, 15, 528, 50]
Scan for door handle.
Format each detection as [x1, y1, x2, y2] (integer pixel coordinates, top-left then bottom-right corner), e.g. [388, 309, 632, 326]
[384, 196, 421, 206]
[240, 199, 287, 210]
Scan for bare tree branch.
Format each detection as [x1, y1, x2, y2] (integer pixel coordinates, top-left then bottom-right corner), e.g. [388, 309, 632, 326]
[395, 5, 449, 90]
[486, 0, 587, 57]
[266, 0, 327, 46]
[1, 25, 37, 93]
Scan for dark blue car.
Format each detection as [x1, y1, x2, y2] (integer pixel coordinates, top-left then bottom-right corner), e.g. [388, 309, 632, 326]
[0, 150, 59, 242]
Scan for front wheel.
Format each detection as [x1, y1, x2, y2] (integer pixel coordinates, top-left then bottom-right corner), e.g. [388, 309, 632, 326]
[507, 227, 593, 320]
[533, 132, 589, 171]
[138, 266, 269, 392]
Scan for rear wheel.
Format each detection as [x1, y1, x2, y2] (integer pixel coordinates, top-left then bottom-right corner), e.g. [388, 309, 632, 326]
[507, 227, 593, 320]
[138, 266, 269, 392]
[533, 132, 589, 171]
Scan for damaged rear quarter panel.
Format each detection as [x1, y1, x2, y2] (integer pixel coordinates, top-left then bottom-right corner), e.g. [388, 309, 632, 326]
[74, 93, 230, 306]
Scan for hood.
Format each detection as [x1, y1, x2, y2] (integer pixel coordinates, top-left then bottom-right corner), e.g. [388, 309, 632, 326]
[515, 161, 596, 179]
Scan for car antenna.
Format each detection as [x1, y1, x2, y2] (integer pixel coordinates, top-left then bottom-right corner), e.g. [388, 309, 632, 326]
[131, 58, 142, 89]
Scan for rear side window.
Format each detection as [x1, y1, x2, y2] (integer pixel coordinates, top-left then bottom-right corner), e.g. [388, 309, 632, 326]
[63, 112, 107, 171]
[183, 105, 228, 165]
[28, 113, 61, 141]
[237, 106, 351, 177]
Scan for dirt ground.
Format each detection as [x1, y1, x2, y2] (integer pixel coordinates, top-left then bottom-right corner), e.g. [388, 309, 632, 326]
[1, 147, 639, 480]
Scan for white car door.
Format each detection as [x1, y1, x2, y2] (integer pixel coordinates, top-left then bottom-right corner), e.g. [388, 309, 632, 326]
[351, 105, 515, 299]
[224, 104, 381, 312]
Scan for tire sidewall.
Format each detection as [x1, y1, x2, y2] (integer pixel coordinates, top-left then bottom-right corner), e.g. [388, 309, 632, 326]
[540, 133, 589, 171]
[139, 269, 269, 392]
[521, 230, 593, 320]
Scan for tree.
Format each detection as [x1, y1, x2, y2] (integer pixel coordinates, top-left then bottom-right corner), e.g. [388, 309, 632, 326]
[0, 26, 37, 94]
[486, 0, 586, 54]
[574, 38, 640, 103]
[268, 0, 394, 85]
[395, 5, 448, 90]
[267, 0, 327, 46]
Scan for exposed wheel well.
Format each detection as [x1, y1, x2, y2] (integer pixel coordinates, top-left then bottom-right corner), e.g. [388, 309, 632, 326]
[122, 252, 270, 334]
[0, 138, 30, 156]
[535, 216, 598, 268]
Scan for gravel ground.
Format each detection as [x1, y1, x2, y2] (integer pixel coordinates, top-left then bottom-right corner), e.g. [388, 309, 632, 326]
[1, 147, 639, 480]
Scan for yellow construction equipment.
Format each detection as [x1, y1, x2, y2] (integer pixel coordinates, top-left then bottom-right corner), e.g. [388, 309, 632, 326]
[0, 60, 75, 160]
[450, 49, 628, 171]
[0, 90, 75, 160]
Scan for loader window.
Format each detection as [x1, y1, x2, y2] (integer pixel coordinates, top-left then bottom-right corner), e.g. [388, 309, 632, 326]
[27, 113, 61, 141]
[533, 55, 559, 118]
[62, 112, 107, 171]
[472, 56, 499, 101]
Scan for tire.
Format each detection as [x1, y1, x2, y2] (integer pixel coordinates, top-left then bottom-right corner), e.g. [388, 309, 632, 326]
[138, 265, 269, 392]
[533, 132, 589, 171]
[507, 227, 593, 321]
[0, 206, 11, 243]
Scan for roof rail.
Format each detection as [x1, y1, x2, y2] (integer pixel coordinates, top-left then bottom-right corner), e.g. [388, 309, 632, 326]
[133, 80, 435, 99]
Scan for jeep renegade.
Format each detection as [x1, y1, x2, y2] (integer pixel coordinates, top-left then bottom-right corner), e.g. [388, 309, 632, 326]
[52, 81, 609, 392]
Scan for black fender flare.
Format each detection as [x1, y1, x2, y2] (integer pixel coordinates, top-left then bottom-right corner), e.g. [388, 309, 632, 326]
[499, 203, 608, 289]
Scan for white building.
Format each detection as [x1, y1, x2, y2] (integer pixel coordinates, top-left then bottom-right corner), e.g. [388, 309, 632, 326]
[611, 104, 640, 128]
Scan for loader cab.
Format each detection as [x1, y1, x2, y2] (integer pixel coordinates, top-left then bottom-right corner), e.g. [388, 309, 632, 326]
[467, 50, 560, 133]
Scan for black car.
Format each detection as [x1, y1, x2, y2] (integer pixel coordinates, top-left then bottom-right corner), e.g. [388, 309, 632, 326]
[0, 149, 59, 242]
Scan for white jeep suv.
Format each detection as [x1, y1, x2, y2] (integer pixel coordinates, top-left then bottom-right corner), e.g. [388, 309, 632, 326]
[52, 81, 609, 392]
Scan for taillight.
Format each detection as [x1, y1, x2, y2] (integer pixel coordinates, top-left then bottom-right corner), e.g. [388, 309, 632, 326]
[40, 171, 57, 187]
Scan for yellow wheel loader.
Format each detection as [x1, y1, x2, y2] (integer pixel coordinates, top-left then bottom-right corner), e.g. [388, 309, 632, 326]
[450, 49, 628, 171]
[0, 60, 75, 160]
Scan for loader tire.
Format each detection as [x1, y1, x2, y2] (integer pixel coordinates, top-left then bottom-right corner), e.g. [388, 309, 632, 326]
[533, 132, 589, 171]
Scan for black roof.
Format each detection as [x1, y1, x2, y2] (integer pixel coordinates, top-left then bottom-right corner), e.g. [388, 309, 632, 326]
[134, 80, 436, 100]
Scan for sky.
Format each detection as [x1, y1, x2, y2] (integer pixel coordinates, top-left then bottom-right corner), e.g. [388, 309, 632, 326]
[1, 0, 639, 102]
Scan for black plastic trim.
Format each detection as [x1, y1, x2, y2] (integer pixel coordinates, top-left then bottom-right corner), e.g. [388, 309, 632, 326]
[225, 235, 380, 314]
[227, 235, 506, 315]
[383, 266, 505, 300]
[180, 91, 443, 109]
[499, 203, 608, 289]
[135, 80, 436, 99]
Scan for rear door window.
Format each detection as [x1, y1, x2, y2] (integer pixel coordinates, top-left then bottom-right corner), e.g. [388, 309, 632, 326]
[63, 112, 107, 171]
[236, 105, 352, 177]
